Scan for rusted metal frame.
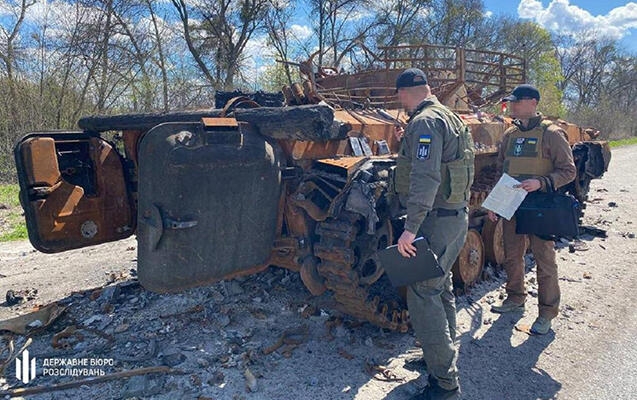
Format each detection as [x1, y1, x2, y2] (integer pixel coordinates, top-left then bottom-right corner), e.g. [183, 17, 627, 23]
[461, 68, 514, 82]
[317, 85, 397, 93]
[326, 176, 361, 218]
[380, 57, 454, 64]
[466, 65, 510, 84]
[328, 90, 353, 108]
[499, 54, 507, 92]
[305, 179, 337, 202]
[464, 76, 522, 86]
[363, 99, 401, 108]
[376, 45, 525, 88]
[456, 47, 466, 83]
[465, 71, 507, 83]
[319, 94, 398, 108]
[269, 237, 304, 271]
[430, 78, 460, 87]
[378, 44, 524, 65]
[283, 195, 314, 238]
[277, 182, 324, 280]
[316, 157, 367, 176]
[467, 59, 521, 69]
[306, 173, 345, 193]
[289, 197, 329, 222]
[122, 130, 142, 166]
[310, 164, 351, 182]
[344, 109, 369, 136]
[378, 43, 457, 54]
[464, 47, 525, 63]
[303, 164, 359, 221]
[314, 216, 409, 332]
[201, 117, 239, 127]
[495, 70, 527, 78]
[317, 90, 393, 101]
[358, 110, 401, 126]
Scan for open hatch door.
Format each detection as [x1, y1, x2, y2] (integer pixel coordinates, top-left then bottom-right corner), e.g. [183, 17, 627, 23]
[135, 121, 282, 293]
[14, 132, 134, 253]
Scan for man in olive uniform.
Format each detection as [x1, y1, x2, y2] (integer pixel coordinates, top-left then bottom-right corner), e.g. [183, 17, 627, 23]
[489, 84, 576, 335]
[394, 68, 474, 400]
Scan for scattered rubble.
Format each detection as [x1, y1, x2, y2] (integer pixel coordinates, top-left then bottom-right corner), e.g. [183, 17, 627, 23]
[1, 149, 635, 399]
[4, 289, 38, 307]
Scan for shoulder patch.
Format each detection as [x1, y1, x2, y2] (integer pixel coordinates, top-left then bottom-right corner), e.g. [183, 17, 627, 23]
[419, 135, 432, 144]
[417, 135, 431, 160]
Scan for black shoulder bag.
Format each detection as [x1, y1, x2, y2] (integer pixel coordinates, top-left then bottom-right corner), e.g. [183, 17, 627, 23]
[514, 183, 580, 238]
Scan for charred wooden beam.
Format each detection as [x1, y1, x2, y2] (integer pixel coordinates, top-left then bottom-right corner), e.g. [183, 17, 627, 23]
[78, 109, 224, 132]
[234, 105, 350, 141]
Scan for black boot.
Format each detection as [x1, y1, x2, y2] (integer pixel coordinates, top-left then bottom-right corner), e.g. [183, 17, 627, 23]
[410, 381, 461, 400]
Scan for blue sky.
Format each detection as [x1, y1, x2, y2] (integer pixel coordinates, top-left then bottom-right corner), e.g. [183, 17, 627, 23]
[482, 0, 637, 53]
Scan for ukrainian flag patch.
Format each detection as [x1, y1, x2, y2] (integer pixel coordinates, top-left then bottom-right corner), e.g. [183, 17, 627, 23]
[527, 138, 537, 145]
[417, 135, 432, 160]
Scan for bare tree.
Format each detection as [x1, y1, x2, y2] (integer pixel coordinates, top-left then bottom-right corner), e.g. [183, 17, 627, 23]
[145, 0, 170, 112]
[0, 0, 36, 123]
[308, 0, 378, 68]
[426, 0, 485, 47]
[558, 34, 616, 108]
[555, 32, 636, 137]
[171, 0, 270, 90]
[264, 0, 297, 85]
[372, 0, 433, 48]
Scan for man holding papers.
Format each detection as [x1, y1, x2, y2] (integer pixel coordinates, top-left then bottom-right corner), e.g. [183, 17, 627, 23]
[488, 84, 576, 335]
[394, 68, 474, 400]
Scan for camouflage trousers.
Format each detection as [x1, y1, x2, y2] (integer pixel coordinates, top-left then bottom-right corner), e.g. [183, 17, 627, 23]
[407, 208, 468, 391]
[502, 216, 560, 319]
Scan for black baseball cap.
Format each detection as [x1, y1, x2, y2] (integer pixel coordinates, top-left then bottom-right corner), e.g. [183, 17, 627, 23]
[502, 84, 540, 102]
[395, 68, 428, 92]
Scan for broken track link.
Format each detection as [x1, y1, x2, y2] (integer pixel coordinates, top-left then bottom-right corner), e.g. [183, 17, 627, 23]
[314, 214, 409, 333]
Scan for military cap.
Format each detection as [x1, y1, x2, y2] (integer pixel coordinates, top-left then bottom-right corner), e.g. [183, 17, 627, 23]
[502, 84, 540, 102]
[395, 68, 428, 92]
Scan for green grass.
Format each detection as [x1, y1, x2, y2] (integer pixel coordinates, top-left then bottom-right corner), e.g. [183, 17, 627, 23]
[0, 222, 27, 241]
[0, 183, 28, 242]
[0, 184, 21, 207]
[609, 137, 637, 148]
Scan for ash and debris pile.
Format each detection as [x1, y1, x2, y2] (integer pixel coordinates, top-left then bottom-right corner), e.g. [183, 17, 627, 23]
[0, 265, 414, 399]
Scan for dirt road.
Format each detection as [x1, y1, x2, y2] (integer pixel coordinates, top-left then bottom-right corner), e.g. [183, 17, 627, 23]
[1, 145, 635, 400]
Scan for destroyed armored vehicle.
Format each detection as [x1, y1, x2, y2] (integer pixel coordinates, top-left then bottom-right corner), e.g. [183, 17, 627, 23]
[14, 45, 610, 332]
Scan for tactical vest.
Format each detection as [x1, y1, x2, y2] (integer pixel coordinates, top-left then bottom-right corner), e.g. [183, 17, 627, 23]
[395, 102, 475, 204]
[503, 120, 554, 180]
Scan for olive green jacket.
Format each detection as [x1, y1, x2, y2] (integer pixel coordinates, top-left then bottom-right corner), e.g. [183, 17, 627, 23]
[396, 96, 470, 234]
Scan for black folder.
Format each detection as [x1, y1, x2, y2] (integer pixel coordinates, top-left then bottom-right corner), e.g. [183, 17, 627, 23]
[377, 237, 444, 287]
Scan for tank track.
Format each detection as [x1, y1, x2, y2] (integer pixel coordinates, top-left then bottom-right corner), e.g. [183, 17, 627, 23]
[313, 213, 410, 333]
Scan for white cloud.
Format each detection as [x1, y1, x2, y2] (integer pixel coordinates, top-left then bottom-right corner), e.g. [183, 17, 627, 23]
[290, 24, 312, 41]
[0, 1, 14, 17]
[607, 2, 637, 28]
[484, 10, 493, 18]
[243, 35, 274, 70]
[517, 0, 637, 40]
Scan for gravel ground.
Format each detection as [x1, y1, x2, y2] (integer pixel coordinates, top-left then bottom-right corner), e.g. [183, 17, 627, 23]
[0, 145, 635, 400]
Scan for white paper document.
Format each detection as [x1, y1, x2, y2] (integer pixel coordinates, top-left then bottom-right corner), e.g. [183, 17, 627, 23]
[481, 173, 528, 220]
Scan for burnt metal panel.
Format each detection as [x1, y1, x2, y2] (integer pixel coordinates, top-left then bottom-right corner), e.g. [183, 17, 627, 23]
[136, 122, 282, 292]
[14, 132, 133, 253]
